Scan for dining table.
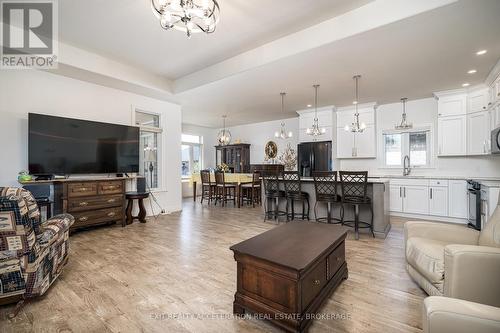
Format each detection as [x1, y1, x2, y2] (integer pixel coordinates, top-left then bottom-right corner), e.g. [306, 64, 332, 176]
[189, 172, 254, 208]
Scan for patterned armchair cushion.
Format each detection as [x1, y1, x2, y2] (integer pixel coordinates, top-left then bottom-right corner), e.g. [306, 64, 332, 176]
[37, 214, 74, 246]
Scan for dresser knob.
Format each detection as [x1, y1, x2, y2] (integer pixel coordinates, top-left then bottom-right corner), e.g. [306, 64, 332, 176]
[107, 212, 116, 217]
[313, 279, 320, 286]
[79, 216, 88, 222]
[80, 188, 87, 191]
[79, 202, 88, 206]
[107, 199, 116, 203]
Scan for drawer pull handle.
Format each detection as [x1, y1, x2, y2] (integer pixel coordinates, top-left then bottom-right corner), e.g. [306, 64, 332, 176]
[107, 212, 116, 217]
[313, 279, 321, 286]
[79, 202, 88, 206]
[80, 188, 87, 191]
[79, 216, 88, 222]
[107, 199, 116, 203]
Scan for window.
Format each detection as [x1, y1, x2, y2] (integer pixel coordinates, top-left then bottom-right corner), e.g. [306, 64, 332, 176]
[181, 134, 203, 178]
[135, 110, 162, 190]
[383, 129, 431, 168]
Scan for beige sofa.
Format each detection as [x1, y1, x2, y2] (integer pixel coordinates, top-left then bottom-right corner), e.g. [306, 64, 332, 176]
[404, 198, 500, 307]
[423, 296, 500, 333]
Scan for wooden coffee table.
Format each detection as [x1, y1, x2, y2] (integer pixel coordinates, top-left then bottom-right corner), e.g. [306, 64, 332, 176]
[230, 222, 348, 333]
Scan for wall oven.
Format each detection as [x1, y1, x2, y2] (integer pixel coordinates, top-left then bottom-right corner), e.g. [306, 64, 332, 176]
[467, 180, 482, 230]
[492, 127, 500, 154]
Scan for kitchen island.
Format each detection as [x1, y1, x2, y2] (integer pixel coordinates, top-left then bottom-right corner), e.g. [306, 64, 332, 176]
[262, 177, 391, 239]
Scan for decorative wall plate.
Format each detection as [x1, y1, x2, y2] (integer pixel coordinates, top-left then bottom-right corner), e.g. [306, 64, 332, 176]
[265, 141, 278, 160]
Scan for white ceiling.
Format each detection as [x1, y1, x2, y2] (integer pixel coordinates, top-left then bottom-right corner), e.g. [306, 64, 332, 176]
[59, 0, 372, 79]
[57, 0, 500, 128]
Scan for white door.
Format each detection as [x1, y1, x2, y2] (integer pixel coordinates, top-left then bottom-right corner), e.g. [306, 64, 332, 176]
[429, 186, 448, 217]
[389, 185, 403, 212]
[448, 180, 468, 219]
[467, 111, 490, 155]
[355, 125, 376, 158]
[403, 186, 430, 215]
[468, 88, 489, 113]
[336, 129, 355, 158]
[438, 115, 466, 156]
[438, 94, 467, 117]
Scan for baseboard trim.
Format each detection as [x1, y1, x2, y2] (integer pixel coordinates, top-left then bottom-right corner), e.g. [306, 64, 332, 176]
[390, 212, 468, 224]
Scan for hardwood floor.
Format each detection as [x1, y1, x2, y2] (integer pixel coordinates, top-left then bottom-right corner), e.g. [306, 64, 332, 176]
[1, 200, 427, 333]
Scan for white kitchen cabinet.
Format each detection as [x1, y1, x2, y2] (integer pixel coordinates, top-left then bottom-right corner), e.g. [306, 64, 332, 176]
[438, 115, 467, 156]
[390, 185, 403, 212]
[403, 185, 430, 215]
[467, 111, 490, 155]
[429, 186, 448, 217]
[353, 125, 376, 158]
[492, 104, 500, 129]
[437, 92, 467, 117]
[298, 126, 333, 143]
[448, 180, 468, 218]
[468, 88, 489, 113]
[336, 128, 355, 158]
[298, 109, 333, 130]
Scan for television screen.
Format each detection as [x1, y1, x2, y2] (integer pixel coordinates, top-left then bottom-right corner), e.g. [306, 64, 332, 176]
[29, 113, 140, 175]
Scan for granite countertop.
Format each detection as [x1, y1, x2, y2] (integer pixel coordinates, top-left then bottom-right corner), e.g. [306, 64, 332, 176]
[300, 177, 389, 184]
[369, 174, 500, 182]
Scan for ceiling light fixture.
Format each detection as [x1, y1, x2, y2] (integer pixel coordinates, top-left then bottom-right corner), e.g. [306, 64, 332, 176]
[217, 115, 231, 146]
[395, 97, 412, 130]
[467, 69, 477, 74]
[151, 0, 220, 39]
[476, 50, 487, 55]
[274, 92, 293, 139]
[462, 83, 470, 87]
[344, 75, 367, 133]
[306, 85, 326, 136]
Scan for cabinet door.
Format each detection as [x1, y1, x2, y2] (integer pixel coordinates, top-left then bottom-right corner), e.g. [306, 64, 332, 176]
[438, 115, 466, 156]
[355, 125, 376, 158]
[467, 111, 490, 155]
[438, 94, 467, 117]
[389, 185, 403, 212]
[403, 186, 430, 215]
[448, 180, 468, 218]
[336, 128, 355, 158]
[468, 88, 489, 113]
[493, 104, 500, 129]
[429, 186, 448, 217]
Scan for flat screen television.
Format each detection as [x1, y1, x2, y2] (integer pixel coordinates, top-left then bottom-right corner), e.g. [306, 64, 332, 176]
[29, 113, 140, 175]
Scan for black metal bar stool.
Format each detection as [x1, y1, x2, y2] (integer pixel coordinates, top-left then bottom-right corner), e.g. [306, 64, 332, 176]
[200, 170, 216, 204]
[262, 172, 286, 222]
[339, 171, 374, 240]
[283, 171, 309, 221]
[312, 171, 343, 224]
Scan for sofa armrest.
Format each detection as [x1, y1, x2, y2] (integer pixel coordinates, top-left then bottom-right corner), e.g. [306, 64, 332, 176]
[404, 221, 479, 246]
[37, 214, 74, 246]
[423, 296, 500, 333]
[444, 245, 500, 307]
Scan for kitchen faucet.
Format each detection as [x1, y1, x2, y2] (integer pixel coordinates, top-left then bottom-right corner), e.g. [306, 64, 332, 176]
[403, 155, 411, 176]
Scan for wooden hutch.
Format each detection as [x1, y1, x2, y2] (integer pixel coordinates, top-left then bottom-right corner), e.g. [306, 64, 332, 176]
[215, 144, 251, 173]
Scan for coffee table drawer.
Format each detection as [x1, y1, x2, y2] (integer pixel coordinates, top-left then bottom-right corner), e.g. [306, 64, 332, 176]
[301, 259, 327, 310]
[68, 182, 98, 198]
[98, 181, 123, 195]
[327, 243, 345, 280]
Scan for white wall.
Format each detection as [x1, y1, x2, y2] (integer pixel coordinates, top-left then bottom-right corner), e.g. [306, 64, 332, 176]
[0, 70, 182, 214]
[340, 97, 500, 178]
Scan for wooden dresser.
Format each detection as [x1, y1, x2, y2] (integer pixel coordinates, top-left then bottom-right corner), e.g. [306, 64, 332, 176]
[56, 179, 126, 230]
[230, 222, 348, 333]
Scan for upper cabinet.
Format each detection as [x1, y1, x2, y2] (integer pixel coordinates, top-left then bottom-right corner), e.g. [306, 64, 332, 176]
[336, 103, 377, 159]
[436, 91, 467, 117]
[468, 87, 489, 113]
[438, 115, 467, 156]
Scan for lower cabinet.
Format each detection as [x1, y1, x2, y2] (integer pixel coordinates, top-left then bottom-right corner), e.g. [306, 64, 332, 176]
[429, 186, 448, 217]
[403, 186, 430, 215]
[448, 180, 468, 218]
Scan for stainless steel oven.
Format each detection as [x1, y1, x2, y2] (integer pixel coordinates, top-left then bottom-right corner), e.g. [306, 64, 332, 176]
[467, 180, 482, 230]
[492, 127, 500, 154]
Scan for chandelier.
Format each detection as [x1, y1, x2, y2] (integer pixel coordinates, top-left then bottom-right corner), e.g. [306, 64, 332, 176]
[275, 92, 293, 139]
[151, 0, 220, 38]
[306, 84, 326, 136]
[344, 75, 367, 133]
[395, 97, 413, 130]
[217, 115, 231, 146]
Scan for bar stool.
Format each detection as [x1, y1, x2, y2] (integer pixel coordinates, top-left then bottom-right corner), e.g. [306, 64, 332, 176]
[200, 170, 216, 204]
[283, 171, 309, 221]
[312, 171, 343, 224]
[262, 172, 286, 221]
[214, 171, 236, 207]
[339, 171, 374, 240]
[240, 171, 261, 207]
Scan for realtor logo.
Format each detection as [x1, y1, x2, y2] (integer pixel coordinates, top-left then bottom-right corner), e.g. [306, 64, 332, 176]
[1, 0, 58, 69]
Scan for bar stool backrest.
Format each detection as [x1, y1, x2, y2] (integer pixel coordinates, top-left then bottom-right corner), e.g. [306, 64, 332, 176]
[312, 171, 338, 201]
[201, 170, 212, 185]
[339, 171, 368, 202]
[283, 171, 301, 194]
[262, 172, 280, 193]
[252, 171, 261, 186]
[214, 171, 225, 186]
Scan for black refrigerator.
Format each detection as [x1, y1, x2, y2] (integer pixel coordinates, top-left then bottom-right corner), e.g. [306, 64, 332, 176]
[297, 141, 332, 177]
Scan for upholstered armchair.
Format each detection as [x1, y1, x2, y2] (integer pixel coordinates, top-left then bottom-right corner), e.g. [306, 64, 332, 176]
[0, 187, 74, 310]
[423, 296, 500, 333]
[404, 197, 500, 308]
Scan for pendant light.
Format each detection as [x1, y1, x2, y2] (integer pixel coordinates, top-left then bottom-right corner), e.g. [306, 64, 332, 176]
[344, 75, 367, 133]
[217, 115, 231, 146]
[274, 92, 293, 139]
[306, 84, 326, 136]
[395, 97, 413, 130]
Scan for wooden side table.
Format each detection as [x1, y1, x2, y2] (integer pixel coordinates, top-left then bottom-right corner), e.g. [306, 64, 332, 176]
[125, 192, 149, 226]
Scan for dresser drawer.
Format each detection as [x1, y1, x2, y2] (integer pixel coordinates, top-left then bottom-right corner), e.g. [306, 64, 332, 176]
[98, 181, 123, 195]
[67, 182, 98, 198]
[327, 242, 345, 280]
[67, 194, 123, 213]
[72, 207, 123, 227]
[301, 259, 327, 311]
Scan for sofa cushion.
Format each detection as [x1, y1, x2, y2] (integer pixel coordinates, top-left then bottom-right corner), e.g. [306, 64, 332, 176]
[479, 205, 500, 248]
[407, 237, 447, 286]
